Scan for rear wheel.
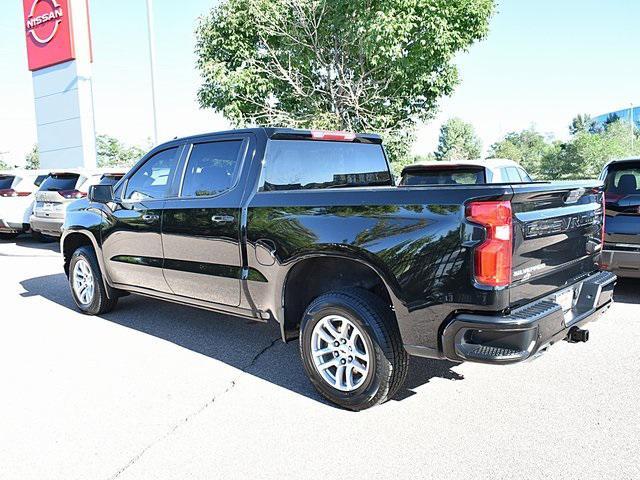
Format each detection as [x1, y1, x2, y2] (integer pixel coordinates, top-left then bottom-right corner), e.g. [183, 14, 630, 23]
[299, 288, 409, 411]
[68, 246, 118, 315]
[0, 232, 19, 240]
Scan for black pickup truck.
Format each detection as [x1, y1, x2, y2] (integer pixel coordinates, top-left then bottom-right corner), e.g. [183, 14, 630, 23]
[61, 128, 616, 410]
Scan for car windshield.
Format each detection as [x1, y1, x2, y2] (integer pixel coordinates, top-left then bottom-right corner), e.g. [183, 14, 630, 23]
[0, 175, 16, 190]
[40, 173, 80, 191]
[401, 167, 485, 185]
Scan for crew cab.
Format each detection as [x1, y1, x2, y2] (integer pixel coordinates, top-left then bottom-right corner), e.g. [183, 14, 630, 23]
[61, 128, 615, 410]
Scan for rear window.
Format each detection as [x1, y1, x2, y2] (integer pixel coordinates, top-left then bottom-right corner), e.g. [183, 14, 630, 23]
[605, 162, 640, 195]
[260, 140, 392, 191]
[401, 167, 485, 186]
[39, 173, 80, 191]
[0, 175, 16, 190]
[99, 173, 125, 185]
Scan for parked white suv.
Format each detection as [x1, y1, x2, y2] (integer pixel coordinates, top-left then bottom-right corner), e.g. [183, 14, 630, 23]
[30, 169, 126, 240]
[399, 158, 533, 185]
[0, 170, 49, 239]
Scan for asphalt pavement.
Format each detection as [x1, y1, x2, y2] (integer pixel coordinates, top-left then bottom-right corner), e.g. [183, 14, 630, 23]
[1, 236, 639, 480]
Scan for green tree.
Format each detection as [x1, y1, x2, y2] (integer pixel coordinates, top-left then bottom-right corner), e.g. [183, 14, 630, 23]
[569, 114, 596, 135]
[434, 118, 482, 161]
[96, 134, 145, 168]
[489, 128, 550, 177]
[195, 0, 495, 163]
[25, 144, 40, 169]
[541, 119, 640, 179]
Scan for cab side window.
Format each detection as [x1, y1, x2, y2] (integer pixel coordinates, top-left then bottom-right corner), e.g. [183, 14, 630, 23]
[124, 147, 180, 201]
[181, 140, 243, 197]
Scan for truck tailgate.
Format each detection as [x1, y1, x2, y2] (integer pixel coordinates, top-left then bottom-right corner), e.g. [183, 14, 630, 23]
[509, 181, 604, 307]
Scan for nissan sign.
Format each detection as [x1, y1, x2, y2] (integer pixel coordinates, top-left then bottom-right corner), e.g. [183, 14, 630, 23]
[23, 0, 75, 71]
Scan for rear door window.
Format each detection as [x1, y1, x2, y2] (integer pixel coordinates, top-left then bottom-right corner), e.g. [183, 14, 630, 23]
[517, 168, 532, 182]
[181, 140, 243, 197]
[261, 140, 392, 191]
[124, 147, 180, 201]
[503, 167, 522, 183]
[39, 173, 80, 191]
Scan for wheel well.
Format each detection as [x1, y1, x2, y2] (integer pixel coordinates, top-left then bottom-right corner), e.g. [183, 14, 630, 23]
[282, 257, 394, 341]
[62, 233, 94, 276]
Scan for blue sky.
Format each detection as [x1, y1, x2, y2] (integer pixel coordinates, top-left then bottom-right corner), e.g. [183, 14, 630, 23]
[1, 0, 640, 164]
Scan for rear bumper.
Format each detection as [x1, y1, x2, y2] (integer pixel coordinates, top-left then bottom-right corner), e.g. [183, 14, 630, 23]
[601, 249, 640, 278]
[441, 270, 617, 364]
[29, 215, 63, 237]
[0, 218, 26, 233]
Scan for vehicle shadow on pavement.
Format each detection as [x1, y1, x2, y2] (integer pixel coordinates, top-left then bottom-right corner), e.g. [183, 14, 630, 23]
[613, 278, 640, 305]
[0, 235, 60, 255]
[20, 272, 465, 407]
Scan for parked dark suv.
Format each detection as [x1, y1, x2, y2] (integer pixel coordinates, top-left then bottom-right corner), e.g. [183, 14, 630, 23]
[600, 158, 640, 277]
[61, 128, 615, 410]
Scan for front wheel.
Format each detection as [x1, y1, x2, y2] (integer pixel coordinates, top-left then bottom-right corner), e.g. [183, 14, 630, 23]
[299, 288, 409, 411]
[68, 246, 118, 315]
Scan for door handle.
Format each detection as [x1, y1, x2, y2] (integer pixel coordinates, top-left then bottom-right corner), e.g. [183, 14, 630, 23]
[211, 215, 235, 223]
[142, 214, 159, 222]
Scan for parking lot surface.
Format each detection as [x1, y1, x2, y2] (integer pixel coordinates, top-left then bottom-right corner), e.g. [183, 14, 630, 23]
[1, 237, 639, 480]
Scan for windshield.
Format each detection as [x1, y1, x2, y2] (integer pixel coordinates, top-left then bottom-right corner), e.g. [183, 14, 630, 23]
[401, 167, 485, 185]
[39, 173, 80, 191]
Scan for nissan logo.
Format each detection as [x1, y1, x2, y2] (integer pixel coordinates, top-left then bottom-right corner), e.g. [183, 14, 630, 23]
[25, 0, 64, 45]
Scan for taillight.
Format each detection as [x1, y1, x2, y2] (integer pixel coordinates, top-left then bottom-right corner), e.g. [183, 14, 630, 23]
[466, 200, 513, 287]
[0, 189, 30, 197]
[601, 192, 606, 248]
[310, 130, 356, 141]
[58, 189, 86, 199]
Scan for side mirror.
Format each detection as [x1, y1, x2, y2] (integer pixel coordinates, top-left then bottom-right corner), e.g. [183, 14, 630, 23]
[88, 184, 114, 203]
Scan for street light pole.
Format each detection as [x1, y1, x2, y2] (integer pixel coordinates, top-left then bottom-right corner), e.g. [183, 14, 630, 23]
[145, 0, 159, 146]
[630, 103, 635, 151]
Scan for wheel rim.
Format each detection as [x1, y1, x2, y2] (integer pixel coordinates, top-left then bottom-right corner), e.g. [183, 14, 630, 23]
[72, 258, 95, 306]
[310, 314, 370, 392]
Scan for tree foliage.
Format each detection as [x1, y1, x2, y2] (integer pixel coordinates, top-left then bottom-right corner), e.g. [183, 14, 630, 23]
[541, 120, 640, 179]
[25, 144, 40, 169]
[195, 0, 495, 162]
[435, 117, 482, 161]
[569, 113, 597, 135]
[489, 128, 551, 178]
[490, 118, 640, 180]
[96, 134, 146, 168]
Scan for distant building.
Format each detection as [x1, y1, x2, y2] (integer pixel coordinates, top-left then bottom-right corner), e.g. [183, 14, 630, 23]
[593, 105, 640, 129]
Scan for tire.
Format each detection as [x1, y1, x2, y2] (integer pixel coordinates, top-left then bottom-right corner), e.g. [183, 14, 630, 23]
[31, 231, 55, 243]
[0, 232, 19, 240]
[299, 288, 409, 411]
[68, 246, 118, 315]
